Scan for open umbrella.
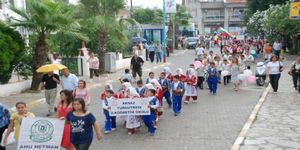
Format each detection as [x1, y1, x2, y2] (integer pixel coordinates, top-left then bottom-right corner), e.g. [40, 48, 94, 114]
[36, 64, 67, 73]
[131, 37, 147, 44]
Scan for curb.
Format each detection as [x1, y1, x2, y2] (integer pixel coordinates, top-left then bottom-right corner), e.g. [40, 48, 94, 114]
[231, 84, 271, 150]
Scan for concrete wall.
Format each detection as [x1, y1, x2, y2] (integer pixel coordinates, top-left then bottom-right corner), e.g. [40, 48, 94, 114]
[0, 80, 31, 97]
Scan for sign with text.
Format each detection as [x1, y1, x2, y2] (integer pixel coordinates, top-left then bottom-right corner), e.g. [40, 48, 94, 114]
[108, 98, 150, 116]
[290, 2, 300, 20]
[17, 117, 64, 150]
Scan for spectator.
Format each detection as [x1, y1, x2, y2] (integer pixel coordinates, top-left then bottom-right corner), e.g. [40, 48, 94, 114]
[267, 55, 283, 92]
[87, 52, 99, 81]
[289, 57, 300, 92]
[61, 68, 79, 92]
[148, 43, 155, 63]
[272, 41, 282, 58]
[39, 71, 60, 117]
[155, 42, 162, 63]
[0, 103, 10, 150]
[130, 46, 144, 82]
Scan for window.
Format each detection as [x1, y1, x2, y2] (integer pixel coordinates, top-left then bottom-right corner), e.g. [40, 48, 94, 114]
[232, 8, 244, 18]
[205, 9, 223, 19]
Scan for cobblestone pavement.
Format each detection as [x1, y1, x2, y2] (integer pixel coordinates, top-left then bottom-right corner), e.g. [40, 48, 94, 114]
[5, 49, 265, 150]
[240, 57, 300, 150]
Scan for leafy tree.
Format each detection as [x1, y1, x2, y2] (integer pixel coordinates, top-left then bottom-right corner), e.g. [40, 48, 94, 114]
[79, 0, 137, 73]
[132, 8, 162, 24]
[245, 0, 287, 22]
[167, 4, 191, 51]
[0, 23, 25, 84]
[10, 0, 87, 90]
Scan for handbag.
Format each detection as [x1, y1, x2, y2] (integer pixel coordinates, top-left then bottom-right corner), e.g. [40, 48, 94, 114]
[1, 129, 16, 146]
[278, 61, 283, 72]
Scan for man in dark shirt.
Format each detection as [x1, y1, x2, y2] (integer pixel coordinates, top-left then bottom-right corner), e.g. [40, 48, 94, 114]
[131, 46, 144, 81]
[40, 71, 60, 116]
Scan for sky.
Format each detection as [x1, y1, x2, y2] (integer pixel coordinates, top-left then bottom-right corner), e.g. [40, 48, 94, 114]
[127, 0, 182, 9]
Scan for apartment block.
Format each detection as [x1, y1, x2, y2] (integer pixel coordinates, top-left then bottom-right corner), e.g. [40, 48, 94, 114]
[183, 0, 246, 35]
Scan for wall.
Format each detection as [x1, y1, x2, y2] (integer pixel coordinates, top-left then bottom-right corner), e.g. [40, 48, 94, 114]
[0, 80, 31, 97]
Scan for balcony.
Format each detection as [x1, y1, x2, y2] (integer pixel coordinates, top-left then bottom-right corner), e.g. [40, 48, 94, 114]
[203, 15, 225, 22]
[200, 1, 224, 9]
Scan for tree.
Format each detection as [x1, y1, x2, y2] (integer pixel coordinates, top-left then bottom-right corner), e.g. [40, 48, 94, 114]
[79, 0, 134, 73]
[245, 0, 287, 22]
[0, 23, 25, 84]
[132, 8, 162, 24]
[167, 4, 191, 51]
[10, 0, 87, 90]
[246, 10, 266, 36]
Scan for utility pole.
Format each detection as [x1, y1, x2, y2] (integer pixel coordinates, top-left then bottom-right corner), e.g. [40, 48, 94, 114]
[130, 0, 133, 17]
[163, 0, 167, 63]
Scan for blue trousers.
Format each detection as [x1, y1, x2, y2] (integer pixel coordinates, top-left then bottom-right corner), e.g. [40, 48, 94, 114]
[163, 91, 172, 106]
[104, 110, 116, 131]
[207, 76, 218, 94]
[156, 52, 162, 63]
[143, 111, 156, 133]
[172, 95, 182, 114]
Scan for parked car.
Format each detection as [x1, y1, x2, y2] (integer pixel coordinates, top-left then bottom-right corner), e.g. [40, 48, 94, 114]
[187, 37, 198, 49]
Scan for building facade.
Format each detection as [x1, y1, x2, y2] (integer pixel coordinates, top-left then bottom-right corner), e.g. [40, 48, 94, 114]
[183, 0, 246, 35]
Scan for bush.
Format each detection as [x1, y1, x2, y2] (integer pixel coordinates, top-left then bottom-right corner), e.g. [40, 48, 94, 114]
[0, 23, 26, 84]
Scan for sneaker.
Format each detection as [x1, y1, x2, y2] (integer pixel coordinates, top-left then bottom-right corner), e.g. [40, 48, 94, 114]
[149, 133, 155, 136]
[111, 128, 116, 131]
[174, 113, 178, 116]
[104, 131, 111, 134]
[128, 132, 132, 135]
[154, 125, 158, 129]
[184, 101, 189, 104]
[46, 113, 52, 117]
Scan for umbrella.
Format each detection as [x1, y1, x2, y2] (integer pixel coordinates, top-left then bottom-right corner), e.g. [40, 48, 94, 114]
[36, 64, 67, 73]
[131, 37, 147, 43]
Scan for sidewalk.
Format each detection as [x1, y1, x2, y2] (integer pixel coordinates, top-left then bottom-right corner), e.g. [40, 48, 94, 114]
[240, 55, 300, 150]
[1, 50, 186, 110]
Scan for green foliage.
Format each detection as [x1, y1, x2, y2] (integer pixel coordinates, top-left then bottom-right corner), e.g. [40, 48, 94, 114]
[132, 8, 162, 24]
[245, 0, 288, 22]
[0, 23, 25, 84]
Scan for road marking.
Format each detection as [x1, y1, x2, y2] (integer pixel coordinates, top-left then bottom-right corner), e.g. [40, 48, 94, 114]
[231, 85, 271, 150]
[8, 56, 179, 111]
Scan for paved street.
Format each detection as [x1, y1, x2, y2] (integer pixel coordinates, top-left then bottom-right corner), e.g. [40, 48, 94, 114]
[4, 49, 266, 150]
[240, 57, 300, 150]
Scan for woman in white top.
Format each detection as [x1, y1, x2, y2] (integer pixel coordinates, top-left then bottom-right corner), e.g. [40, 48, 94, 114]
[267, 55, 283, 92]
[289, 57, 300, 92]
[87, 52, 99, 79]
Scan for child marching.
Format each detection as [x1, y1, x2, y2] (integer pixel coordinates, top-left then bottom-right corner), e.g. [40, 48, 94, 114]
[102, 90, 117, 134]
[184, 68, 198, 104]
[207, 62, 219, 95]
[143, 89, 159, 136]
[171, 75, 185, 116]
[159, 72, 172, 108]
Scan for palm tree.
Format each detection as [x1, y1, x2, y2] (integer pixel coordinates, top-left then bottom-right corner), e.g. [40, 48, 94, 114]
[79, 0, 136, 73]
[10, 0, 87, 90]
[167, 4, 191, 51]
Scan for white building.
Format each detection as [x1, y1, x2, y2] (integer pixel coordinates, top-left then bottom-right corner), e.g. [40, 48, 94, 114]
[183, 0, 246, 35]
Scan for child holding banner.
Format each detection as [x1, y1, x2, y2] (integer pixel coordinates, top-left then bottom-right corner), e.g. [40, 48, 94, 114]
[57, 90, 74, 150]
[100, 83, 115, 101]
[66, 98, 102, 150]
[171, 75, 185, 116]
[143, 89, 159, 136]
[3, 102, 35, 145]
[102, 90, 117, 134]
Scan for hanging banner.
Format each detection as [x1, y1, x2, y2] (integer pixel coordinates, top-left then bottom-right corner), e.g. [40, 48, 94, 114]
[17, 117, 64, 150]
[108, 98, 150, 116]
[166, 0, 177, 13]
[290, 2, 300, 20]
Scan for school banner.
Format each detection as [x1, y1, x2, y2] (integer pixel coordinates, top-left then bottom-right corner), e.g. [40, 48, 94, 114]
[17, 117, 64, 150]
[108, 98, 150, 116]
[166, 0, 176, 14]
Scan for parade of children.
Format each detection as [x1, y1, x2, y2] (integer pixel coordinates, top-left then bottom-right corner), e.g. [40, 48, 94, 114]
[2, 35, 291, 150]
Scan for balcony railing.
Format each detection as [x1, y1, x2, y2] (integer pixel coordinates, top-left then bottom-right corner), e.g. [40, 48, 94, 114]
[205, 15, 224, 19]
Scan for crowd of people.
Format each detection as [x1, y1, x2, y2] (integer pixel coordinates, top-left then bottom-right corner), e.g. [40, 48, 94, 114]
[1, 36, 300, 150]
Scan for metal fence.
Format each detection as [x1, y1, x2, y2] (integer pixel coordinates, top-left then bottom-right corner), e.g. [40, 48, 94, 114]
[61, 57, 79, 75]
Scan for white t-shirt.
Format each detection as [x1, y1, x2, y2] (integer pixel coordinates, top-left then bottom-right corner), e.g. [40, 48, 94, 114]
[120, 73, 133, 81]
[267, 61, 283, 75]
[196, 47, 204, 55]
